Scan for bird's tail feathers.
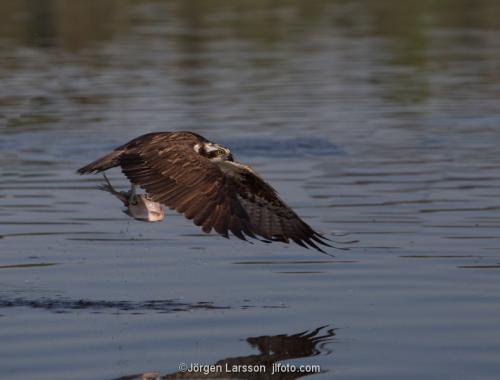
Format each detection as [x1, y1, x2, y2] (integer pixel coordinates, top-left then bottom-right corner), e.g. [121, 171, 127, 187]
[77, 150, 123, 174]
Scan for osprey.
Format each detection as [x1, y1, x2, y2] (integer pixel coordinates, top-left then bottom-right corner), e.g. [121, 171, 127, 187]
[78, 132, 332, 253]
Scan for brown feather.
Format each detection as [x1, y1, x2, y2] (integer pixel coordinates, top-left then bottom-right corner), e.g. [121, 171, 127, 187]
[78, 131, 331, 253]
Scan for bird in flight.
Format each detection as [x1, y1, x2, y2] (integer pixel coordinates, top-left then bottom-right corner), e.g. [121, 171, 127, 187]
[78, 132, 332, 253]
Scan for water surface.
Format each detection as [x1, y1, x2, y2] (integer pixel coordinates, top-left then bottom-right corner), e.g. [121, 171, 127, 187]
[1, 1, 500, 379]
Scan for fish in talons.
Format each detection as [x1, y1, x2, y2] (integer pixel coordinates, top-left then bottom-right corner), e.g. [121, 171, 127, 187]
[97, 173, 164, 222]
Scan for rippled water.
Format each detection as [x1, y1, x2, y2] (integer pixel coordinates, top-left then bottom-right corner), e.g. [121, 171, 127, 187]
[2, 1, 500, 379]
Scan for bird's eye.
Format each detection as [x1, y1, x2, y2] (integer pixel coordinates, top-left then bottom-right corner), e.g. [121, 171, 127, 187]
[217, 149, 226, 155]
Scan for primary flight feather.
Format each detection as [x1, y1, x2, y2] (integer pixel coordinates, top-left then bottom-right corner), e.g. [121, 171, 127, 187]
[78, 131, 331, 253]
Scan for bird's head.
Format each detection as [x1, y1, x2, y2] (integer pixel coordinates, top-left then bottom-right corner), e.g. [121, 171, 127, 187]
[194, 142, 234, 162]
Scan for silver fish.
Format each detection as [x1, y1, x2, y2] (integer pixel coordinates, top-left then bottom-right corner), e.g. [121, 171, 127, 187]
[97, 174, 164, 222]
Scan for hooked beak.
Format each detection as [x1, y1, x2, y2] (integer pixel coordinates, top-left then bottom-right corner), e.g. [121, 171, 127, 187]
[226, 153, 234, 162]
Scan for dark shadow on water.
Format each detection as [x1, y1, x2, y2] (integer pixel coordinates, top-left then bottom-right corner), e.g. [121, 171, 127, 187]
[0, 262, 58, 269]
[0, 296, 288, 315]
[113, 326, 336, 379]
[0, 296, 229, 315]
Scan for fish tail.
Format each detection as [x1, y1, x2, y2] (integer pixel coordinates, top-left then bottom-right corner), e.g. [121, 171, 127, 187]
[96, 174, 129, 205]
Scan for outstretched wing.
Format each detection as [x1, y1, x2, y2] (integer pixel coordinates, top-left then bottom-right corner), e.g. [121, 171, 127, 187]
[215, 161, 332, 252]
[117, 136, 330, 252]
[119, 136, 257, 242]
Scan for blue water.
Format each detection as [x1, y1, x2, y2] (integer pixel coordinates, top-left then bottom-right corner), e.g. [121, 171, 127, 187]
[1, 1, 500, 379]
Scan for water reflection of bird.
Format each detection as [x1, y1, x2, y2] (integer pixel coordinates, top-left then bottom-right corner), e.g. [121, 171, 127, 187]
[78, 132, 332, 253]
[113, 326, 336, 380]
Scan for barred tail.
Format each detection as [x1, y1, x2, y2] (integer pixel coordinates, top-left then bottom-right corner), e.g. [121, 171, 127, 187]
[77, 150, 123, 174]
